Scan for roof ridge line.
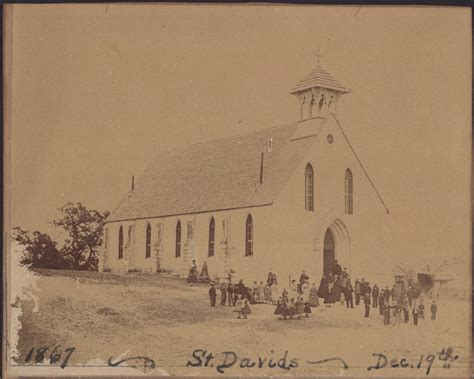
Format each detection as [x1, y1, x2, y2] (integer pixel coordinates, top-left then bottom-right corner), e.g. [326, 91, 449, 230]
[331, 114, 390, 214]
[155, 120, 300, 155]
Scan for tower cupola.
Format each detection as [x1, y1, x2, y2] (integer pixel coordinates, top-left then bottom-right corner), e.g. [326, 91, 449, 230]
[290, 53, 349, 121]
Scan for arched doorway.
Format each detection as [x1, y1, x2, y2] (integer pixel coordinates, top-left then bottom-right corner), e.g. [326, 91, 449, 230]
[323, 228, 335, 275]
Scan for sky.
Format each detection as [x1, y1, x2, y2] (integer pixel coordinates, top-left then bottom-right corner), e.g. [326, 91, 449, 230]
[7, 5, 471, 267]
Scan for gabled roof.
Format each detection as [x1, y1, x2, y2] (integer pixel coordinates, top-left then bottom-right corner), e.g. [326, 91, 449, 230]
[290, 65, 349, 94]
[108, 119, 325, 222]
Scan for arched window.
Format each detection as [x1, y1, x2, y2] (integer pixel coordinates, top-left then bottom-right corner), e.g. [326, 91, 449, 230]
[208, 217, 215, 257]
[145, 223, 151, 259]
[245, 214, 253, 257]
[305, 163, 314, 211]
[175, 220, 181, 258]
[309, 96, 315, 118]
[345, 169, 353, 214]
[300, 97, 306, 121]
[118, 226, 124, 259]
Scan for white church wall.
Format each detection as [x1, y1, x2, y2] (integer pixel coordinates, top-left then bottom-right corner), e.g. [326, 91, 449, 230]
[268, 116, 390, 289]
[103, 205, 278, 284]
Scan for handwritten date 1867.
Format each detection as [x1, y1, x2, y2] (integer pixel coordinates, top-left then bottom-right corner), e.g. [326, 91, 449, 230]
[24, 346, 75, 369]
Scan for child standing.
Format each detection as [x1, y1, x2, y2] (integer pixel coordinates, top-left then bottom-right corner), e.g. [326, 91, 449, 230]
[274, 297, 284, 319]
[303, 299, 312, 317]
[234, 295, 243, 319]
[242, 299, 251, 319]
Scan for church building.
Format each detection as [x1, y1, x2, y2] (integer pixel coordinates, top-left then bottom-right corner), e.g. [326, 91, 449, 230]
[100, 63, 389, 286]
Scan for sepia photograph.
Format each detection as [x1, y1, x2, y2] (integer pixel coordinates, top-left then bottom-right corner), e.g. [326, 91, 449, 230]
[3, 4, 472, 378]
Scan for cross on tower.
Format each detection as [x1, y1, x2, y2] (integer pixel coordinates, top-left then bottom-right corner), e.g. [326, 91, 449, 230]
[314, 50, 324, 66]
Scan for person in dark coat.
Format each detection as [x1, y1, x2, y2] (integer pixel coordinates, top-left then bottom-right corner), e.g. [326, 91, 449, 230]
[235, 279, 246, 298]
[390, 284, 397, 301]
[331, 275, 342, 305]
[430, 301, 437, 320]
[209, 284, 217, 307]
[383, 304, 391, 325]
[317, 275, 329, 299]
[344, 283, 354, 308]
[220, 283, 227, 306]
[372, 284, 379, 308]
[359, 278, 367, 297]
[267, 272, 274, 287]
[227, 283, 234, 306]
[418, 303, 425, 320]
[378, 290, 385, 315]
[331, 260, 342, 277]
[364, 292, 371, 317]
[412, 307, 419, 325]
[364, 281, 372, 299]
[403, 304, 410, 323]
[299, 270, 309, 285]
[354, 279, 361, 305]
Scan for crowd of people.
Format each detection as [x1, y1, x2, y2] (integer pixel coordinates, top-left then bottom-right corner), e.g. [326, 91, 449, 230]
[206, 260, 439, 325]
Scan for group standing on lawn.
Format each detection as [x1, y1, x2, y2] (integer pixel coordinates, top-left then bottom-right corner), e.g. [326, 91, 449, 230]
[205, 260, 439, 325]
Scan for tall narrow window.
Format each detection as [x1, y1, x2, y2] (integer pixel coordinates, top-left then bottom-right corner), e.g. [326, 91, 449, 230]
[175, 220, 181, 258]
[245, 214, 253, 257]
[145, 223, 151, 259]
[305, 163, 314, 211]
[208, 217, 215, 257]
[345, 169, 353, 214]
[118, 226, 123, 259]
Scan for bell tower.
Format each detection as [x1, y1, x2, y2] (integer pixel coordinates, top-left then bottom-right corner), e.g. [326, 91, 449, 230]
[290, 52, 349, 121]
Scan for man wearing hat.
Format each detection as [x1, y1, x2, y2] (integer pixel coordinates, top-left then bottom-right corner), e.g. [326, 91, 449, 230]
[209, 282, 217, 307]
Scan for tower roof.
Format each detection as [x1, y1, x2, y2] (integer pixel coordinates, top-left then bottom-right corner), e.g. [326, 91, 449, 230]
[290, 65, 349, 95]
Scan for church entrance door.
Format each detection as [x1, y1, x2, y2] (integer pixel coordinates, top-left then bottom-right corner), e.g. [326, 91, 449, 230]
[323, 228, 335, 275]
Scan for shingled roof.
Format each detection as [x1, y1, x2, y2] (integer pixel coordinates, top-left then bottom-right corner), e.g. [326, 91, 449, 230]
[108, 119, 326, 222]
[290, 65, 349, 94]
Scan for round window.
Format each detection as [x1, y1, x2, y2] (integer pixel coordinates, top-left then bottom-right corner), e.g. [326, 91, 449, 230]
[327, 134, 334, 144]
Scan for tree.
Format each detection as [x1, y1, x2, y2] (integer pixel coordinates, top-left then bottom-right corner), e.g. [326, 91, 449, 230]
[12, 227, 66, 269]
[53, 202, 110, 271]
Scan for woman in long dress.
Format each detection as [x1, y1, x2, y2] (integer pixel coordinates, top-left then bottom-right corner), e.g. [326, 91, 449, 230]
[199, 261, 210, 282]
[309, 283, 320, 307]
